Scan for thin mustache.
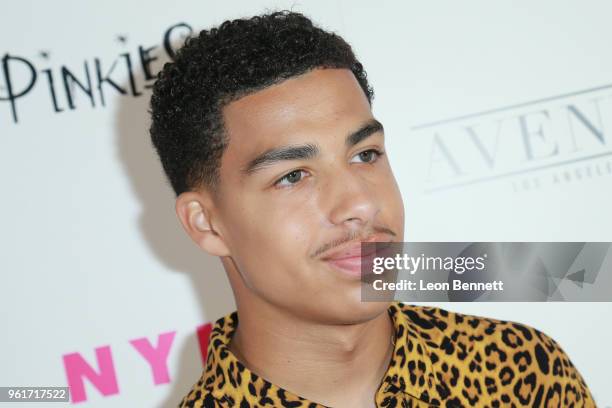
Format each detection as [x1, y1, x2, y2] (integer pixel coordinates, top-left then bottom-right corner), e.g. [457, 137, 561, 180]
[311, 226, 396, 259]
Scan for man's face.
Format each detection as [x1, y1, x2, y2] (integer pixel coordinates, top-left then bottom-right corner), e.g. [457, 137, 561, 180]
[212, 68, 404, 323]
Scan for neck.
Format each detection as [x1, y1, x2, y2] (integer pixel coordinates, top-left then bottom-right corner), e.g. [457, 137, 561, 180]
[228, 298, 394, 408]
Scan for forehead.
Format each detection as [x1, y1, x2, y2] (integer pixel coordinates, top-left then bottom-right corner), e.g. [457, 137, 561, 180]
[220, 68, 373, 165]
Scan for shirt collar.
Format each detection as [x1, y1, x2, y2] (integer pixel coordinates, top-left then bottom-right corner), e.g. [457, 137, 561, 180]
[203, 302, 440, 407]
[382, 302, 441, 405]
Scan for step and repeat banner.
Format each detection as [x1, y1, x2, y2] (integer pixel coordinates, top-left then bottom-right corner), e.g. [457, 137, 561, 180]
[1, 1, 611, 406]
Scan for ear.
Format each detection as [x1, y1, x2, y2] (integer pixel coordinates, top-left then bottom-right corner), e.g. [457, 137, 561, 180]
[175, 191, 231, 257]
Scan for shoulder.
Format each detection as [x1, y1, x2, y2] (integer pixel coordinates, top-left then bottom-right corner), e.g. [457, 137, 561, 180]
[392, 302, 596, 406]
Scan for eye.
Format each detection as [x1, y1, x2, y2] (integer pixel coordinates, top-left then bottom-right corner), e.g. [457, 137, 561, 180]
[350, 148, 384, 164]
[275, 169, 308, 187]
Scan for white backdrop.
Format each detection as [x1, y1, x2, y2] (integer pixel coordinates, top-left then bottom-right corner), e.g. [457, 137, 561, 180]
[1, 1, 611, 406]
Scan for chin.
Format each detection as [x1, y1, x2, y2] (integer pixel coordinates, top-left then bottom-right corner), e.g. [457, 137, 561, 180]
[316, 298, 392, 326]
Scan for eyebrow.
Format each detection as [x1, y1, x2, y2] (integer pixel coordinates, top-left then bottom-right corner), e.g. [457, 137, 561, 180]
[242, 119, 384, 175]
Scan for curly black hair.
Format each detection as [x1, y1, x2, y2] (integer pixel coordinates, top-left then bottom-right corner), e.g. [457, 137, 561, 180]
[149, 10, 374, 197]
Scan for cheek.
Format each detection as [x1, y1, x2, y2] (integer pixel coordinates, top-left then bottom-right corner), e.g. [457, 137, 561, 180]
[275, 199, 319, 236]
[222, 191, 319, 262]
[223, 195, 323, 296]
[379, 170, 405, 236]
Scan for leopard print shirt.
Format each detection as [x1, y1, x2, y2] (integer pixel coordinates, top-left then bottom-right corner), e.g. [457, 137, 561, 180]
[179, 302, 596, 407]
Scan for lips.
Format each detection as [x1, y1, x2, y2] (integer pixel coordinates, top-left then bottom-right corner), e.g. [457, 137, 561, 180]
[321, 233, 392, 278]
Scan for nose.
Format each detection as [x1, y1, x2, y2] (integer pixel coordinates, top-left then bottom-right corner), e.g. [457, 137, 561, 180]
[324, 168, 379, 228]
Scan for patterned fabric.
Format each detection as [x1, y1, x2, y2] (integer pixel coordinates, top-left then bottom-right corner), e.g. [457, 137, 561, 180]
[179, 302, 595, 407]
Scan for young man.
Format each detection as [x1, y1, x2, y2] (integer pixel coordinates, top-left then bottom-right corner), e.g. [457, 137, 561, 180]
[149, 11, 595, 408]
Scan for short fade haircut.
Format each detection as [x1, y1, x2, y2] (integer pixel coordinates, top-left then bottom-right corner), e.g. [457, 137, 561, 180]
[149, 10, 374, 197]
